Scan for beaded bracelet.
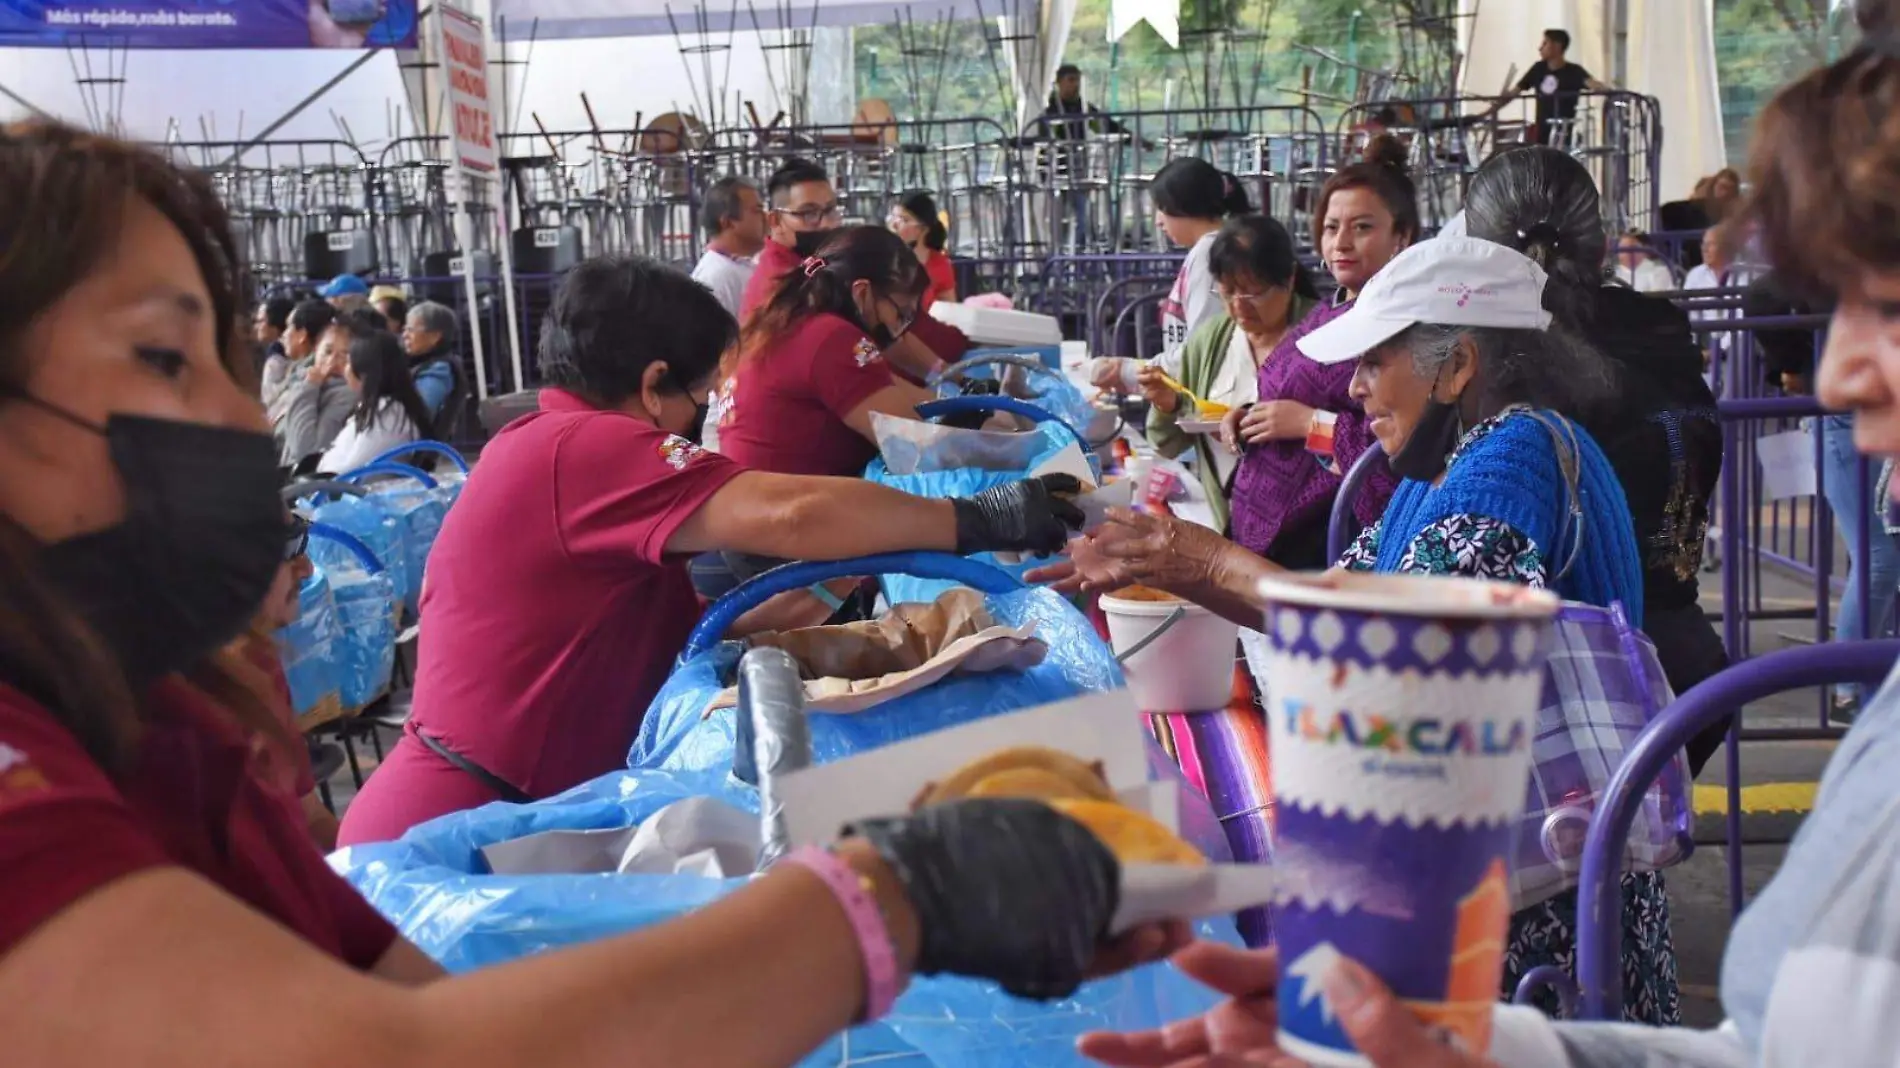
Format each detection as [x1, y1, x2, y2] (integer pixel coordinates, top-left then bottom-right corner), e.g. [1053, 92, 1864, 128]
[781, 846, 902, 1022]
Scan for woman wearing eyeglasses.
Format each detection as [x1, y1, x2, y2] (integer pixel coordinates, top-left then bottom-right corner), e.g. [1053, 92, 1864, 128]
[1138, 215, 1321, 533]
[887, 191, 957, 310]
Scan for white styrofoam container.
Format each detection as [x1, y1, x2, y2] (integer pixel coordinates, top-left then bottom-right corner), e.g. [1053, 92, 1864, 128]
[928, 302, 1062, 347]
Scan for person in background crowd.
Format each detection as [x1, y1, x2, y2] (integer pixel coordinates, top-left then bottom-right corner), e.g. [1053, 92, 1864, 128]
[1038, 63, 1130, 141]
[1140, 214, 1322, 534]
[319, 272, 370, 314]
[1483, 28, 1611, 145]
[1150, 158, 1252, 362]
[369, 285, 407, 334]
[1684, 222, 1750, 378]
[254, 296, 297, 381]
[741, 157, 969, 382]
[338, 253, 1084, 844]
[1614, 229, 1676, 293]
[227, 512, 340, 851]
[0, 121, 1175, 1068]
[888, 190, 957, 309]
[1704, 166, 1744, 223]
[690, 175, 765, 318]
[315, 329, 432, 475]
[1223, 135, 1413, 569]
[1464, 146, 1729, 776]
[1036, 64, 1137, 252]
[1048, 237, 1681, 1028]
[276, 310, 371, 470]
[1085, 9, 1900, 1062]
[1685, 223, 1738, 291]
[400, 300, 463, 429]
[264, 299, 334, 417]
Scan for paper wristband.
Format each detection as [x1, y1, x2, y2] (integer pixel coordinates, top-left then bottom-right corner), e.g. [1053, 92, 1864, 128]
[780, 846, 903, 1021]
[1305, 410, 1339, 456]
[809, 583, 846, 612]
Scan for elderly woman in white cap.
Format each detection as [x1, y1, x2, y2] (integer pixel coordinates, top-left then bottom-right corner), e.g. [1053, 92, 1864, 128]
[1036, 236, 1678, 1022]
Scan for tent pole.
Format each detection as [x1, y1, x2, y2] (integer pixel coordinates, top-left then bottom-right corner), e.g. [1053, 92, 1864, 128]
[0, 80, 54, 121]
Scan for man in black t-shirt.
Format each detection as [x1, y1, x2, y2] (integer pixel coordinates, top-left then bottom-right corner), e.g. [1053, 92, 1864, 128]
[1484, 29, 1610, 145]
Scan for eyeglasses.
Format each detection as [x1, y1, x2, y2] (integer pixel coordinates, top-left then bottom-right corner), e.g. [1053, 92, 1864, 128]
[776, 203, 843, 225]
[885, 213, 919, 229]
[1216, 287, 1275, 305]
[284, 514, 310, 562]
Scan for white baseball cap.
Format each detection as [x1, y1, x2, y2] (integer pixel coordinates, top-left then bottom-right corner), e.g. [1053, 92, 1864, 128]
[1297, 236, 1553, 365]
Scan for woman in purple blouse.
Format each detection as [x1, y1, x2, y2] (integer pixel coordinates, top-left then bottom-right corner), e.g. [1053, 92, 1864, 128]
[1223, 137, 1419, 568]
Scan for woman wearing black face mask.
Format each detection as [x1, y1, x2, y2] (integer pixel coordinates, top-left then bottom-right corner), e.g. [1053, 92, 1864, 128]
[340, 252, 1085, 845]
[0, 125, 1179, 1065]
[717, 225, 941, 480]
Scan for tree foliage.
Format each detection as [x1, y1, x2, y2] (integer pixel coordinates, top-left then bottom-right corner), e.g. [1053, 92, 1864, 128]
[854, 0, 1842, 162]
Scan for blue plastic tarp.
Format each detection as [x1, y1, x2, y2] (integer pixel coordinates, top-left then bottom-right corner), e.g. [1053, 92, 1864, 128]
[866, 426, 1075, 606]
[630, 586, 1121, 776]
[333, 765, 1243, 1068]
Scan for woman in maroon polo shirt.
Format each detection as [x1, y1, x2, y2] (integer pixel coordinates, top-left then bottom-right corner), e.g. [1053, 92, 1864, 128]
[718, 225, 941, 478]
[340, 253, 1082, 846]
[0, 119, 1179, 1067]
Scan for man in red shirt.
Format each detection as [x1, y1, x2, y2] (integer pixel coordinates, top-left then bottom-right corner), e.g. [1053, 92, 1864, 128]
[741, 158, 970, 382]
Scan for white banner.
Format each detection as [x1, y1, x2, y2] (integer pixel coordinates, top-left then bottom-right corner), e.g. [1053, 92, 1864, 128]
[438, 6, 496, 175]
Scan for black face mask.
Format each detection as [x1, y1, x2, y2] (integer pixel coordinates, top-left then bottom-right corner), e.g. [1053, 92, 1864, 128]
[685, 400, 711, 445]
[856, 296, 915, 352]
[791, 229, 833, 258]
[22, 399, 286, 686]
[1387, 369, 1466, 482]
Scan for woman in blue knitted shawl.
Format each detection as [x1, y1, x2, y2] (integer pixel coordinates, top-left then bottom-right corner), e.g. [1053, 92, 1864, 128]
[1038, 236, 1675, 1025]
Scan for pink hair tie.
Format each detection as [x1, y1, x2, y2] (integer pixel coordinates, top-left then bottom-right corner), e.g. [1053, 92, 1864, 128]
[801, 255, 826, 278]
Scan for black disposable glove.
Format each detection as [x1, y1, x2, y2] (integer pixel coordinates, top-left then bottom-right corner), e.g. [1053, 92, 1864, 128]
[848, 797, 1121, 1000]
[951, 474, 1084, 556]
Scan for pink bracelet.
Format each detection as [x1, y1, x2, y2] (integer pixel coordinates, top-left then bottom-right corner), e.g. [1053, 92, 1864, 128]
[781, 846, 902, 1022]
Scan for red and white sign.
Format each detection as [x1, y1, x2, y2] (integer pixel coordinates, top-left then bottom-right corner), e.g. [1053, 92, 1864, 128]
[437, 6, 496, 175]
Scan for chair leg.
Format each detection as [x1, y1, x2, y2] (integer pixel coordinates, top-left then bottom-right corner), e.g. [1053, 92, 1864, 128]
[369, 724, 385, 762]
[317, 777, 335, 814]
[340, 731, 364, 788]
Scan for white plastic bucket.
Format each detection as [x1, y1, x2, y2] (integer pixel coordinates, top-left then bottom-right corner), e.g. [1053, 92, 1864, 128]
[1100, 590, 1240, 711]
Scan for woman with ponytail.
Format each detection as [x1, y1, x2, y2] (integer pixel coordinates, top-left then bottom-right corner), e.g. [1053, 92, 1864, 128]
[718, 225, 939, 478]
[1149, 157, 1253, 360]
[1464, 146, 1728, 775]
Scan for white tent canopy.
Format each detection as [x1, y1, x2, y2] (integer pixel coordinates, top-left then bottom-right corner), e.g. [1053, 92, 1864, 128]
[490, 0, 979, 40]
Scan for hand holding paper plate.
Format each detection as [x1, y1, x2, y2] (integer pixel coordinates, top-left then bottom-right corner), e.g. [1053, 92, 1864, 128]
[774, 691, 1277, 935]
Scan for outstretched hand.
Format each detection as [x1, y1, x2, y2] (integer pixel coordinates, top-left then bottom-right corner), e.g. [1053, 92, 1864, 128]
[1079, 943, 1503, 1068]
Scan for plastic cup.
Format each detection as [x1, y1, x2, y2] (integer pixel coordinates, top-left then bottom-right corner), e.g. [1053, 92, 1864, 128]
[1252, 571, 1557, 1066]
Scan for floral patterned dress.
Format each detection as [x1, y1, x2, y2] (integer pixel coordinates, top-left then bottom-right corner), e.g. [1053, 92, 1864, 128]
[1336, 414, 1683, 1026]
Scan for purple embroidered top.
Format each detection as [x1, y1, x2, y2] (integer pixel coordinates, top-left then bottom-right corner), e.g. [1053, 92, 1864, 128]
[1228, 296, 1398, 560]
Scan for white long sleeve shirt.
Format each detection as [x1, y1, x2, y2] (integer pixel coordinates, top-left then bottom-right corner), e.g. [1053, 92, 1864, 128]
[317, 399, 421, 475]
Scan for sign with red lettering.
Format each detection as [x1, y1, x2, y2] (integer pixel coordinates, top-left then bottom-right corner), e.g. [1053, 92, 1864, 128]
[437, 6, 495, 175]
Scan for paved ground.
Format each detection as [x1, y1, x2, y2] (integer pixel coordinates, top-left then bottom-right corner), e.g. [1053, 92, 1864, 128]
[314, 541, 1854, 1031]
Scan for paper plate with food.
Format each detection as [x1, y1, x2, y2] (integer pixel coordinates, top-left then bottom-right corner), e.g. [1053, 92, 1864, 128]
[774, 690, 1276, 932]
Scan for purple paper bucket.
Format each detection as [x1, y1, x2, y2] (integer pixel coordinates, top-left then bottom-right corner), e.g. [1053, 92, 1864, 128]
[1253, 572, 1557, 1066]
